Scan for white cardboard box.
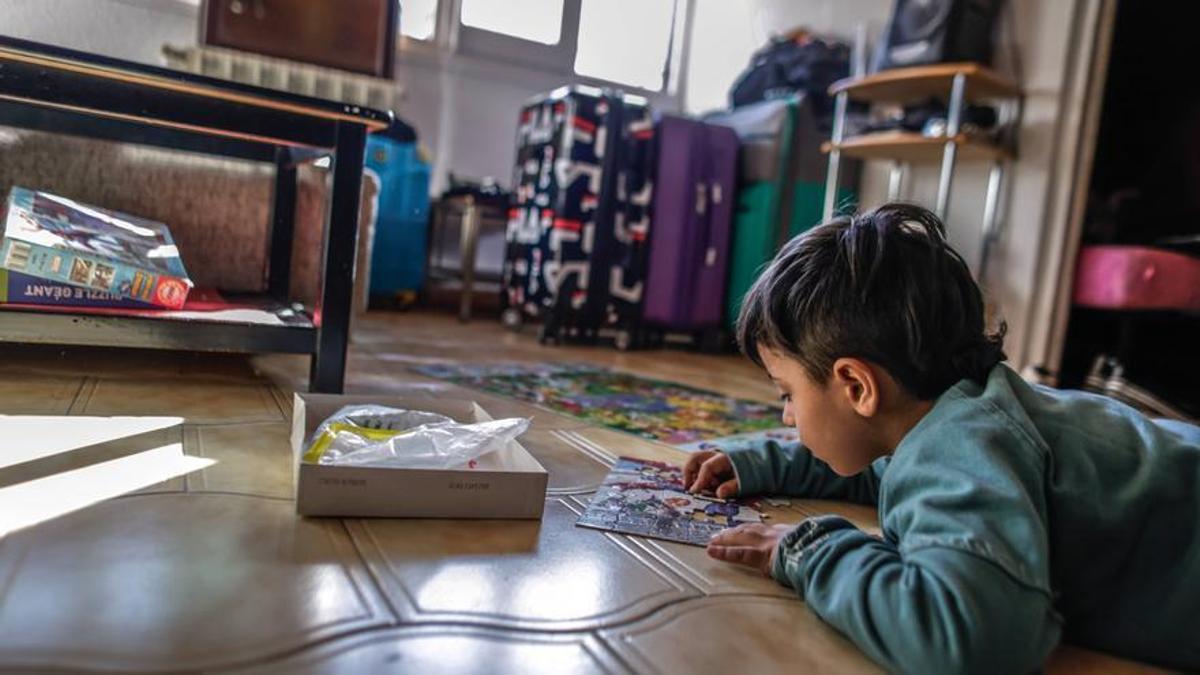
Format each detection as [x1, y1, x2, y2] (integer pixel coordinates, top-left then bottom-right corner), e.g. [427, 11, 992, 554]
[292, 393, 548, 519]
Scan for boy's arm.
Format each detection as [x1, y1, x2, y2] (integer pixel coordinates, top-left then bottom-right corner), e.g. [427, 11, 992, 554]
[725, 440, 885, 505]
[769, 423, 1062, 674]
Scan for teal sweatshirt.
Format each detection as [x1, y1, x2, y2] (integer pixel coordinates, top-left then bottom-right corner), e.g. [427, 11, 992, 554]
[725, 364, 1200, 674]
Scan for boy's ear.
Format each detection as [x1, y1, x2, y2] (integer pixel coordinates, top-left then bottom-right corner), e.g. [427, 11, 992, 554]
[831, 357, 879, 418]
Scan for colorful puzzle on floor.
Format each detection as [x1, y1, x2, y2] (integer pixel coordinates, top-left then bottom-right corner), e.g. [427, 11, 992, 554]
[412, 362, 787, 447]
[575, 457, 764, 546]
[676, 426, 800, 454]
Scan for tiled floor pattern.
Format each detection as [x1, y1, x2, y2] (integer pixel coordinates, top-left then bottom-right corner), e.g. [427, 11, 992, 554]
[0, 311, 1169, 674]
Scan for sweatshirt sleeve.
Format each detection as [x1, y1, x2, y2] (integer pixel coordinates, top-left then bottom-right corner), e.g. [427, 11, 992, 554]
[768, 403, 1064, 674]
[724, 440, 886, 505]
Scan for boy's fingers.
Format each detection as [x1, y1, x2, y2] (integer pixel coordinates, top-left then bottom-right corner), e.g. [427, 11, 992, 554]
[682, 452, 709, 487]
[715, 478, 739, 499]
[688, 456, 719, 493]
[706, 544, 762, 568]
[708, 524, 754, 546]
[705, 544, 729, 561]
[707, 529, 736, 546]
[690, 454, 731, 493]
[705, 544, 737, 561]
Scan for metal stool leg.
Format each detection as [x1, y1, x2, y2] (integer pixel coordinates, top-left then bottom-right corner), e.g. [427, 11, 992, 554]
[458, 197, 480, 322]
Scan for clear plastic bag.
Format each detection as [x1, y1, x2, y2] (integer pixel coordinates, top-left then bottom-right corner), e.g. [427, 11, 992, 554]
[303, 404, 530, 470]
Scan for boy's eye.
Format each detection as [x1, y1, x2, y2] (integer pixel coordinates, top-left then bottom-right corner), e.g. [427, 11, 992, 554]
[779, 393, 792, 403]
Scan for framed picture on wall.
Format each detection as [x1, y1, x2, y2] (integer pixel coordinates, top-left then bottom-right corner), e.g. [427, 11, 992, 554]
[200, 0, 398, 78]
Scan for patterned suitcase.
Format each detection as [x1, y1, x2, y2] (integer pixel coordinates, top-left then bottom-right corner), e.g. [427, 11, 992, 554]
[501, 86, 654, 345]
[641, 115, 739, 348]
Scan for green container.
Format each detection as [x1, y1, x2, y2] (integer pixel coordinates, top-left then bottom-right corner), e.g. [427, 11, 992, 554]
[725, 179, 854, 329]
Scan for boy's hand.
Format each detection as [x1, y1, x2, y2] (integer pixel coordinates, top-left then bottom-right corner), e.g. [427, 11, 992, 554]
[683, 451, 739, 498]
[706, 523, 793, 576]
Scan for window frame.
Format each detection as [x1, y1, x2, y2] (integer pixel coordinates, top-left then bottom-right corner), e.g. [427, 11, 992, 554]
[571, 0, 682, 93]
[454, 0, 581, 74]
[395, 0, 690, 98]
[396, 0, 441, 42]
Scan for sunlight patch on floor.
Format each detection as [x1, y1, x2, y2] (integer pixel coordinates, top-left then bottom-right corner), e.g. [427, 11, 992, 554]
[0, 415, 214, 537]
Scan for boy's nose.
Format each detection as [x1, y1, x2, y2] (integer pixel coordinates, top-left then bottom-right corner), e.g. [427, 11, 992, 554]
[782, 403, 795, 427]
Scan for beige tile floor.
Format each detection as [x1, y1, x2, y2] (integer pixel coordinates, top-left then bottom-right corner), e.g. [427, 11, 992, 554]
[0, 311, 1171, 673]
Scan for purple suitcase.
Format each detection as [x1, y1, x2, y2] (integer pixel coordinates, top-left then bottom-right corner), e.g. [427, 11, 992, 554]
[642, 115, 739, 340]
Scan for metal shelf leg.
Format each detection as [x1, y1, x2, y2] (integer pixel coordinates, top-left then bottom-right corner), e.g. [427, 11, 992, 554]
[978, 160, 1006, 280]
[823, 91, 849, 222]
[935, 72, 967, 218]
[887, 161, 908, 201]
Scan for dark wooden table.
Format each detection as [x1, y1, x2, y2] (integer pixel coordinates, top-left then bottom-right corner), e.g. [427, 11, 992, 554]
[0, 35, 391, 393]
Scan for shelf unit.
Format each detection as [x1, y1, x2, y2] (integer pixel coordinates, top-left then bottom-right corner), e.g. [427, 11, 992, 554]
[822, 131, 1013, 163]
[822, 63, 1023, 276]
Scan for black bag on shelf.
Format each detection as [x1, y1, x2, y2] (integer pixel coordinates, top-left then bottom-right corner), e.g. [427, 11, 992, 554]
[728, 32, 850, 126]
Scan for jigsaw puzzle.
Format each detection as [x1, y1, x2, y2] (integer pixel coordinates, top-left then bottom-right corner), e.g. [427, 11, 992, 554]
[411, 362, 784, 446]
[677, 426, 800, 454]
[575, 457, 764, 546]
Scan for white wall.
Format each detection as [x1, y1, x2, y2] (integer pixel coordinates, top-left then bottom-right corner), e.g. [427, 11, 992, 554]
[0, 0, 197, 65]
[684, 0, 891, 115]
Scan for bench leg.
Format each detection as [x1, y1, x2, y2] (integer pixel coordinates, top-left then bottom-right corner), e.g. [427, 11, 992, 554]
[267, 147, 298, 300]
[310, 123, 367, 394]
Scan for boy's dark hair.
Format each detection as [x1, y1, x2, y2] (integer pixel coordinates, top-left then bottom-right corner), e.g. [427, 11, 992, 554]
[737, 203, 1006, 400]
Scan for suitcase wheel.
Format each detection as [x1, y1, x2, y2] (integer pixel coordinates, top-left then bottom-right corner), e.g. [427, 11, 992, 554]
[501, 308, 523, 331]
[698, 328, 726, 353]
[537, 324, 560, 345]
[614, 329, 634, 351]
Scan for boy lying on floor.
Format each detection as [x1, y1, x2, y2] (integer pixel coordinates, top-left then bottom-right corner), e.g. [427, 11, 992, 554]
[684, 203, 1200, 674]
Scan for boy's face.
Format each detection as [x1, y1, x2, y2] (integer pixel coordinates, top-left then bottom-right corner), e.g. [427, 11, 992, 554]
[759, 347, 883, 476]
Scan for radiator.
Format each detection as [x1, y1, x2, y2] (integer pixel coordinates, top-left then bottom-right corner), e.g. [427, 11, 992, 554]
[162, 44, 403, 114]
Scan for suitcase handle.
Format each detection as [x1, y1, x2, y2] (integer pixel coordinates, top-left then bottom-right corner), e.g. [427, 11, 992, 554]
[699, 180, 721, 268]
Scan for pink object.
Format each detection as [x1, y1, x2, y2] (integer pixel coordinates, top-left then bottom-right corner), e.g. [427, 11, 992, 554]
[1073, 245, 1200, 311]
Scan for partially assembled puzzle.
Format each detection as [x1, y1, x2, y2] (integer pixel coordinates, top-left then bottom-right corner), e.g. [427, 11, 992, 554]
[575, 457, 764, 546]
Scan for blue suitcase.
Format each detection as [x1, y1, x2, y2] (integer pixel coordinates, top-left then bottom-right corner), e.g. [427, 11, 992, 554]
[367, 121, 431, 304]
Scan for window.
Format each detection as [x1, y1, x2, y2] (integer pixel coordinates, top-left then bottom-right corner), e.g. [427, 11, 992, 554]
[684, 0, 759, 113]
[460, 0, 564, 45]
[399, 0, 439, 41]
[574, 0, 676, 91]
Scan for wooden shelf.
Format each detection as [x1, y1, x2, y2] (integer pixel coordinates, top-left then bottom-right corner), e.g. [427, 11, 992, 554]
[822, 131, 1011, 163]
[829, 63, 1021, 104]
[0, 292, 317, 354]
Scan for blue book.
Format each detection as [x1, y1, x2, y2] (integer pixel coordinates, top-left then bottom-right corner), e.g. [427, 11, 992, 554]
[0, 186, 192, 309]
